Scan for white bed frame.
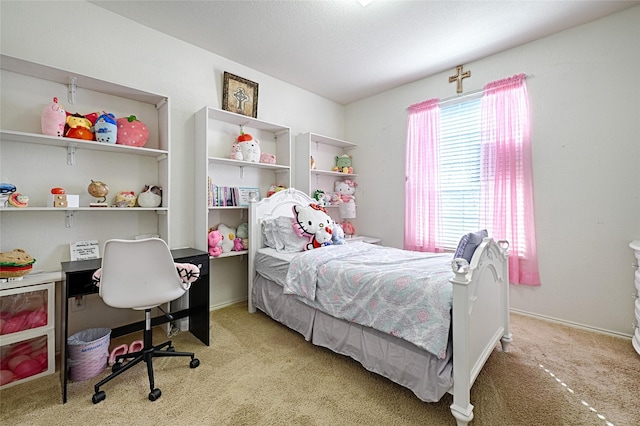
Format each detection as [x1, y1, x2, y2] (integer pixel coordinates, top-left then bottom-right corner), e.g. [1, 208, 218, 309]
[247, 188, 512, 426]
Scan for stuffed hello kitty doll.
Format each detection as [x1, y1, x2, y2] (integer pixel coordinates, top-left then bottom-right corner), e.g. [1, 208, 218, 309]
[292, 204, 333, 250]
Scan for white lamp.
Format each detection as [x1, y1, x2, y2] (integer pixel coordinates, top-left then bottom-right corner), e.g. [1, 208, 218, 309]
[338, 201, 356, 238]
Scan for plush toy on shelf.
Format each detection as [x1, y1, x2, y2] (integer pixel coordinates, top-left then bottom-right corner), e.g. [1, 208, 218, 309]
[217, 224, 236, 253]
[116, 115, 149, 147]
[41, 97, 66, 137]
[334, 179, 357, 203]
[313, 189, 330, 207]
[94, 112, 118, 144]
[230, 143, 243, 160]
[208, 229, 223, 257]
[235, 130, 261, 162]
[334, 154, 353, 174]
[236, 223, 249, 250]
[65, 112, 98, 141]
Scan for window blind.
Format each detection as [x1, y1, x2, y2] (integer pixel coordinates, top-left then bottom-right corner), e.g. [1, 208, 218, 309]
[439, 97, 482, 249]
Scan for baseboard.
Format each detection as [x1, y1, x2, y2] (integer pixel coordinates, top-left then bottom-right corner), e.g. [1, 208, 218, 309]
[210, 297, 247, 311]
[509, 308, 633, 339]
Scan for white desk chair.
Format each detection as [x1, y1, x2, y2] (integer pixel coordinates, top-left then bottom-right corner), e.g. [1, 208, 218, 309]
[91, 238, 200, 404]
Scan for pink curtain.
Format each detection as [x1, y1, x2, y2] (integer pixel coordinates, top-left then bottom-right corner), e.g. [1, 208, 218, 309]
[480, 74, 540, 285]
[405, 99, 444, 252]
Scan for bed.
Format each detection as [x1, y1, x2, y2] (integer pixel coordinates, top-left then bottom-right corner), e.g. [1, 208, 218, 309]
[247, 188, 512, 426]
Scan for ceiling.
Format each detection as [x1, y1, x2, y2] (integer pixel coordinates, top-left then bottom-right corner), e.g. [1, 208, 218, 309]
[89, 0, 638, 105]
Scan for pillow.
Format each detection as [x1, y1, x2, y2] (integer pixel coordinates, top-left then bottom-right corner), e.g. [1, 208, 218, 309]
[262, 216, 308, 253]
[453, 229, 488, 263]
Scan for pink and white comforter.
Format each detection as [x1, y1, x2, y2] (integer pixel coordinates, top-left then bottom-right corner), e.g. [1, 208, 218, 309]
[284, 242, 453, 359]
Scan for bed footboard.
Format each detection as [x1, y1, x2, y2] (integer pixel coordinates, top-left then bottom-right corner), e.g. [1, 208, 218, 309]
[449, 239, 510, 426]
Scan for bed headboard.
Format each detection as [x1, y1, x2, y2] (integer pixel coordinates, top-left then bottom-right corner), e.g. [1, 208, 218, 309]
[247, 188, 313, 312]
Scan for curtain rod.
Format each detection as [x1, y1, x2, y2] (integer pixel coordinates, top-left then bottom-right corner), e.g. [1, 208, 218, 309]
[438, 73, 534, 107]
[407, 73, 535, 109]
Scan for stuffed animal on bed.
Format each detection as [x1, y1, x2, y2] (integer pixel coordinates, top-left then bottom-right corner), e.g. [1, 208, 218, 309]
[330, 221, 346, 245]
[217, 224, 236, 253]
[292, 204, 333, 250]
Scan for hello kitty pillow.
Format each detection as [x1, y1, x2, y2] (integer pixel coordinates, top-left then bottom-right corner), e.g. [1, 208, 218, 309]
[292, 204, 333, 250]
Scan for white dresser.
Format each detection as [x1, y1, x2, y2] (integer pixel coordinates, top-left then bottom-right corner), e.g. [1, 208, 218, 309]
[630, 240, 640, 356]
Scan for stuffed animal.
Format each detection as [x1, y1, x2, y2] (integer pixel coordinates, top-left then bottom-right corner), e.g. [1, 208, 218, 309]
[259, 152, 276, 164]
[335, 154, 353, 173]
[217, 224, 236, 253]
[65, 112, 97, 140]
[334, 179, 357, 203]
[116, 115, 149, 147]
[230, 143, 243, 160]
[292, 204, 333, 250]
[236, 223, 249, 250]
[94, 112, 118, 144]
[331, 221, 346, 245]
[238, 139, 261, 162]
[208, 229, 223, 257]
[313, 189, 330, 207]
[341, 221, 355, 237]
[0, 248, 36, 279]
[233, 238, 244, 251]
[266, 184, 286, 197]
[41, 97, 66, 137]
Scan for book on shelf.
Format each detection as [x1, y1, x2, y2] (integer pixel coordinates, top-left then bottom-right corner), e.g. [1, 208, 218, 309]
[208, 180, 260, 207]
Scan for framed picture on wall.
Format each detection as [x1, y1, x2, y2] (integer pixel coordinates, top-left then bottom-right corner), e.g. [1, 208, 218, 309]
[222, 72, 258, 118]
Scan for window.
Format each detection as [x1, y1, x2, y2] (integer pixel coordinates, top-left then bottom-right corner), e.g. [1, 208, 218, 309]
[405, 74, 540, 285]
[439, 97, 482, 249]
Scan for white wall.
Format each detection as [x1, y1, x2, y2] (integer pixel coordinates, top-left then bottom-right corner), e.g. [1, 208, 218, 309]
[0, 1, 345, 311]
[346, 6, 640, 336]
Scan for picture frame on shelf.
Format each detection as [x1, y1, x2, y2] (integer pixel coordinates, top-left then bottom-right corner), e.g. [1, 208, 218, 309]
[222, 72, 258, 118]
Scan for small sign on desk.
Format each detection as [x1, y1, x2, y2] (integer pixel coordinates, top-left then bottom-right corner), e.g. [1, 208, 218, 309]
[70, 240, 100, 261]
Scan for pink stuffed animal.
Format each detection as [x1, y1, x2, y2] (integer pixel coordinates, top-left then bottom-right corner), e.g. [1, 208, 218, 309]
[233, 238, 244, 251]
[41, 97, 66, 137]
[208, 230, 223, 257]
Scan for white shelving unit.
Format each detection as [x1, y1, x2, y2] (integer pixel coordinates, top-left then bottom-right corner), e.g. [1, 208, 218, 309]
[294, 132, 357, 201]
[0, 55, 171, 271]
[194, 106, 291, 306]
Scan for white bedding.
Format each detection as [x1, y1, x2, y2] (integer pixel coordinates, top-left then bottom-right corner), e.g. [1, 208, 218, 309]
[256, 243, 454, 359]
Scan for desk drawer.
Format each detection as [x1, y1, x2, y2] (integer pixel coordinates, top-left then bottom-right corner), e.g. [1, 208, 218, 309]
[1, 282, 54, 336]
[1, 329, 55, 389]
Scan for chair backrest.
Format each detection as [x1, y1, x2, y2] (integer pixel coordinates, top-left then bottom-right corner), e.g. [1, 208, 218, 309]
[99, 238, 186, 310]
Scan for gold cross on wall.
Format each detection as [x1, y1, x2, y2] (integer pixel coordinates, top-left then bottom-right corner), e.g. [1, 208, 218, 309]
[449, 65, 471, 94]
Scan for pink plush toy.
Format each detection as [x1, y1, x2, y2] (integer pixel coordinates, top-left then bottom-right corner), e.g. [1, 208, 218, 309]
[41, 97, 66, 137]
[208, 230, 223, 257]
[233, 238, 244, 251]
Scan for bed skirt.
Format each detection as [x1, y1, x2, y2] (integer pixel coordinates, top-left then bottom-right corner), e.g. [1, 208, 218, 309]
[252, 274, 453, 402]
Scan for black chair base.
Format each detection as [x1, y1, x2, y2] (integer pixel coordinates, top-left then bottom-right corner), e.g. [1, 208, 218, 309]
[92, 309, 199, 403]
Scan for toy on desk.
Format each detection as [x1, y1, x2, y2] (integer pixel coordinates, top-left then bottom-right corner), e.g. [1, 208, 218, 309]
[41, 97, 66, 137]
[116, 115, 149, 147]
[94, 112, 118, 144]
[88, 180, 109, 207]
[137, 185, 162, 208]
[0, 248, 36, 279]
[65, 112, 98, 141]
[208, 229, 223, 257]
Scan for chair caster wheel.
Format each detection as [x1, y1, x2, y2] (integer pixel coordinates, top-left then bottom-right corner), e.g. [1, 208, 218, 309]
[112, 362, 123, 373]
[190, 358, 200, 368]
[92, 391, 106, 404]
[149, 388, 162, 401]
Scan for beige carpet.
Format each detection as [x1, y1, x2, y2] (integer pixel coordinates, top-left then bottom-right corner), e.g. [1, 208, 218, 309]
[1, 303, 638, 426]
